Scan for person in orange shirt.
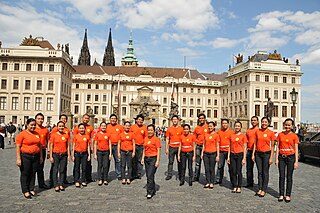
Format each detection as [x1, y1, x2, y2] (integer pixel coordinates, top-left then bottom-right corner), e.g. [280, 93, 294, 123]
[72, 123, 91, 187]
[73, 114, 94, 182]
[141, 124, 161, 199]
[177, 124, 196, 186]
[94, 122, 112, 186]
[275, 118, 299, 202]
[215, 119, 234, 184]
[193, 113, 208, 182]
[227, 121, 247, 193]
[165, 115, 183, 180]
[49, 121, 70, 192]
[245, 116, 259, 187]
[16, 118, 43, 199]
[34, 113, 50, 189]
[107, 114, 124, 180]
[130, 114, 147, 179]
[118, 121, 136, 185]
[201, 121, 220, 189]
[252, 117, 276, 197]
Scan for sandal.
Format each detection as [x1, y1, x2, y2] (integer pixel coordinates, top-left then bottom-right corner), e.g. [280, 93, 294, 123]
[23, 192, 32, 199]
[54, 187, 60, 192]
[278, 196, 284, 202]
[98, 180, 103, 186]
[81, 182, 87, 187]
[209, 184, 214, 189]
[259, 191, 266, 197]
[103, 181, 108, 185]
[30, 191, 36, 197]
[59, 186, 65, 191]
[255, 190, 262, 196]
[126, 179, 131, 185]
[203, 184, 210, 188]
[236, 188, 241, 193]
[232, 188, 237, 193]
[285, 196, 291, 203]
[75, 182, 81, 188]
[122, 179, 126, 185]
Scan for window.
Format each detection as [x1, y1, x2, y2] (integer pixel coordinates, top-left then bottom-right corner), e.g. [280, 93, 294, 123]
[103, 95, 107, 102]
[75, 94, 79, 101]
[35, 97, 42, 110]
[214, 99, 218, 106]
[245, 76, 248, 82]
[23, 97, 31, 110]
[14, 63, 19, 71]
[230, 80, 233, 86]
[273, 105, 278, 117]
[36, 80, 42, 90]
[87, 94, 91, 101]
[244, 105, 248, 116]
[190, 109, 194, 117]
[235, 92, 237, 100]
[122, 107, 126, 116]
[122, 85, 126, 91]
[265, 75, 269, 82]
[214, 110, 218, 118]
[282, 106, 287, 117]
[95, 84, 99, 89]
[94, 106, 99, 114]
[164, 87, 167, 92]
[208, 89, 211, 94]
[0, 97, 6, 110]
[95, 95, 99, 102]
[102, 106, 107, 115]
[235, 79, 238, 85]
[255, 89, 260, 98]
[49, 64, 54, 72]
[197, 98, 201, 105]
[240, 77, 243, 84]
[1, 79, 7, 89]
[191, 88, 194, 93]
[74, 105, 79, 114]
[2, 63, 8, 70]
[183, 98, 186, 104]
[256, 75, 260, 81]
[214, 90, 218, 94]
[292, 77, 296, 84]
[122, 96, 126, 103]
[12, 97, 18, 110]
[283, 77, 287, 83]
[12, 116, 17, 124]
[255, 105, 260, 116]
[190, 98, 194, 105]
[274, 76, 278, 83]
[38, 64, 43, 71]
[208, 99, 211, 105]
[47, 97, 54, 111]
[163, 97, 167, 104]
[245, 90, 248, 99]
[182, 109, 186, 117]
[197, 109, 201, 116]
[230, 93, 233, 101]
[240, 91, 242, 99]
[26, 64, 31, 71]
[265, 89, 269, 98]
[198, 89, 201, 93]
[283, 91, 287, 99]
[88, 84, 91, 89]
[274, 122, 278, 130]
[207, 109, 211, 118]
[274, 90, 279, 99]
[0, 116, 4, 123]
[163, 108, 167, 114]
[12, 80, 19, 90]
[48, 81, 54, 90]
[183, 88, 186, 93]
[76, 83, 79, 89]
[230, 106, 233, 117]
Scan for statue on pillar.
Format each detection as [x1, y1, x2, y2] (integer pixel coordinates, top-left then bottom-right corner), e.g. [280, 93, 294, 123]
[169, 100, 179, 119]
[86, 107, 95, 127]
[139, 102, 149, 119]
[265, 97, 274, 126]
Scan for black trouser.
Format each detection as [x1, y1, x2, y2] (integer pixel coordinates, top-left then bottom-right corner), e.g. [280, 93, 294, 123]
[37, 149, 46, 186]
[86, 151, 92, 181]
[167, 146, 181, 178]
[194, 144, 203, 179]
[246, 150, 254, 185]
[180, 151, 193, 182]
[121, 150, 133, 180]
[74, 152, 88, 183]
[230, 152, 244, 188]
[132, 145, 143, 178]
[52, 152, 68, 187]
[216, 151, 230, 183]
[111, 145, 122, 178]
[20, 153, 40, 193]
[278, 154, 295, 196]
[145, 156, 157, 195]
[97, 150, 110, 181]
[203, 152, 217, 184]
[255, 151, 271, 191]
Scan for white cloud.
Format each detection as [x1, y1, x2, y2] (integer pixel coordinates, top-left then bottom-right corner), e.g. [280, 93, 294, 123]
[246, 32, 289, 52]
[176, 47, 205, 58]
[212, 37, 240, 49]
[301, 83, 320, 122]
[292, 48, 320, 65]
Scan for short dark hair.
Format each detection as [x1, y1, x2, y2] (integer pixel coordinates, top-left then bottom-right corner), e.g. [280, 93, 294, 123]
[182, 124, 191, 129]
[59, 114, 68, 121]
[123, 121, 131, 126]
[83, 113, 90, 118]
[251, 116, 259, 121]
[35, 113, 44, 119]
[284, 118, 294, 126]
[78, 123, 86, 128]
[135, 114, 144, 121]
[110, 114, 118, 119]
[57, 121, 65, 127]
[198, 113, 206, 119]
[99, 122, 107, 127]
[207, 121, 217, 126]
[147, 124, 155, 131]
[221, 118, 229, 123]
[26, 118, 36, 125]
[234, 121, 242, 128]
[171, 115, 179, 120]
[261, 116, 270, 123]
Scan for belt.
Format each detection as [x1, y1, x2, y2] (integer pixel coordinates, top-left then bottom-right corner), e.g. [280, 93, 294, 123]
[170, 141, 180, 145]
[220, 145, 229, 148]
[21, 152, 40, 156]
[182, 145, 192, 149]
[280, 154, 295, 158]
[280, 148, 294, 152]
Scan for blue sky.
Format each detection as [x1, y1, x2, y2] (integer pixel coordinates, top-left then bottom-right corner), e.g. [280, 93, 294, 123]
[0, 0, 319, 123]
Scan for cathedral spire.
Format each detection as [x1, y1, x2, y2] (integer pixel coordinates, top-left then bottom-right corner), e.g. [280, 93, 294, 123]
[78, 29, 91, 66]
[102, 28, 115, 66]
[121, 30, 138, 67]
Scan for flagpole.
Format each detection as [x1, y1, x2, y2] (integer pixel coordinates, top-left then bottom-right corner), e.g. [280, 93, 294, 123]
[117, 76, 120, 121]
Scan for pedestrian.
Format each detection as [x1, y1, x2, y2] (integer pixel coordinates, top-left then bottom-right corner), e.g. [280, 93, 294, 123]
[141, 124, 161, 199]
[94, 122, 112, 186]
[201, 121, 220, 189]
[49, 121, 70, 192]
[16, 118, 43, 199]
[72, 123, 91, 187]
[275, 118, 299, 202]
[0, 123, 6, 149]
[177, 124, 196, 186]
[6, 122, 16, 145]
[227, 121, 247, 193]
[252, 117, 276, 197]
[118, 121, 136, 185]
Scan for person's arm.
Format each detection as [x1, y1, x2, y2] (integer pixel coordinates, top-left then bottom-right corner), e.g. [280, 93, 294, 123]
[49, 141, 54, 163]
[141, 146, 145, 165]
[294, 143, 299, 169]
[72, 140, 75, 162]
[132, 139, 136, 158]
[216, 141, 220, 162]
[165, 137, 169, 155]
[192, 141, 196, 162]
[269, 140, 275, 165]
[201, 140, 205, 159]
[94, 139, 98, 160]
[117, 139, 121, 159]
[252, 138, 257, 162]
[109, 139, 112, 160]
[178, 141, 181, 162]
[87, 141, 91, 161]
[67, 138, 71, 161]
[155, 148, 161, 168]
[16, 144, 22, 167]
[227, 146, 231, 164]
[242, 142, 247, 165]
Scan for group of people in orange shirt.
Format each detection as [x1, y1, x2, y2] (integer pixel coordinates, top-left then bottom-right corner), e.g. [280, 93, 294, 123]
[16, 112, 299, 202]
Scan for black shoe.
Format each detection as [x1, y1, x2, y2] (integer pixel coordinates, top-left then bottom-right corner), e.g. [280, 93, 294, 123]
[245, 184, 253, 188]
[86, 179, 94, 183]
[23, 193, 32, 199]
[189, 181, 192, 186]
[214, 181, 222, 185]
[63, 180, 70, 185]
[179, 181, 184, 186]
[193, 177, 199, 182]
[165, 176, 172, 180]
[117, 177, 122, 181]
[39, 184, 50, 189]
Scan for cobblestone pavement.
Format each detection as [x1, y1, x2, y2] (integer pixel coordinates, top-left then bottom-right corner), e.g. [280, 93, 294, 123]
[0, 138, 319, 213]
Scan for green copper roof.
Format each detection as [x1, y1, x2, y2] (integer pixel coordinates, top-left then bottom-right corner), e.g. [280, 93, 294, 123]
[122, 31, 138, 62]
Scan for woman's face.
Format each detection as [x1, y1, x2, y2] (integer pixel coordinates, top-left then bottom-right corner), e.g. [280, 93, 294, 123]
[147, 126, 155, 137]
[79, 125, 85, 134]
[27, 121, 36, 132]
[183, 126, 190, 135]
[124, 123, 131, 132]
[261, 118, 269, 129]
[100, 123, 107, 132]
[208, 123, 215, 132]
[234, 123, 241, 132]
[284, 120, 293, 132]
[58, 122, 65, 133]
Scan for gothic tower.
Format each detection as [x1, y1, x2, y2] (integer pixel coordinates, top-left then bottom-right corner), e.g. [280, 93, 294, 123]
[78, 29, 91, 66]
[102, 28, 115, 66]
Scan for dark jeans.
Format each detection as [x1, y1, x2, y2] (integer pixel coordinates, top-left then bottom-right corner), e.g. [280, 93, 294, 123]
[111, 145, 121, 178]
[20, 153, 40, 193]
[52, 152, 68, 187]
[74, 152, 88, 183]
[97, 150, 110, 181]
[86, 152, 92, 181]
[246, 150, 254, 185]
[216, 151, 230, 183]
[167, 147, 181, 178]
[278, 154, 295, 196]
[180, 151, 193, 182]
[203, 152, 217, 184]
[121, 150, 133, 180]
[132, 145, 144, 178]
[145, 156, 157, 195]
[194, 144, 203, 179]
[230, 152, 244, 188]
[37, 149, 46, 186]
[255, 151, 271, 191]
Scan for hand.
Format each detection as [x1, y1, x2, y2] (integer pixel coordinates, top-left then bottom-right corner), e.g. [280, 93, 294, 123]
[252, 155, 255, 162]
[268, 157, 273, 165]
[16, 158, 21, 167]
[294, 162, 298, 169]
[132, 152, 135, 158]
[94, 154, 97, 160]
[227, 158, 230, 164]
[275, 159, 279, 166]
[166, 149, 169, 155]
[216, 156, 219, 162]
[155, 161, 160, 168]
[201, 153, 203, 159]
[242, 159, 246, 165]
[46, 153, 50, 159]
[192, 156, 196, 162]
[109, 155, 112, 160]
[40, 157, 43, 164]
[141, 159, 144, 165]
[87, 155, 91, 161]
[72, 156, 75, 162]
[50, 157, 54, 164]
[178, 155, 180, 162]
[117, 153, 121, 159]
[67, 156, 70, 162]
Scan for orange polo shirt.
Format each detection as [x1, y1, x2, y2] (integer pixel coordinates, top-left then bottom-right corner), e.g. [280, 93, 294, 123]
[107, 124, 124, 145]
[246, 127, 258, 150]
[204, 132, 220, 153]
[194, 124, 208, 145]
[16, 130, 41, 155]
[256, 129, 276, 152]
[94, 131, 110, 151]
[144, 136, 161, 157]
[51, 126, 71, 138]
[120, 132, 134, 151]
[277, 132, 299, 155]
[130, 124, 147, 146]
[73, 124, 94, 138]
[181, 134, 196, 152]
[35, 126, 49, 149]
[73, 134, 91, 153]
[50, 132, 70, 154]
[166, 125, 183, 148]
[230, 133, 248, 154]
[217, 128, 234, 152]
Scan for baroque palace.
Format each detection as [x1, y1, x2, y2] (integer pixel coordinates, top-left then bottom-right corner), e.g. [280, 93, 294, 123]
[0, 29, 302, 130]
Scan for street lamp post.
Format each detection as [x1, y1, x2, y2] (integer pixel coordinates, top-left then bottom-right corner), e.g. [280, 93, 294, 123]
[290, 88, 298, 130]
